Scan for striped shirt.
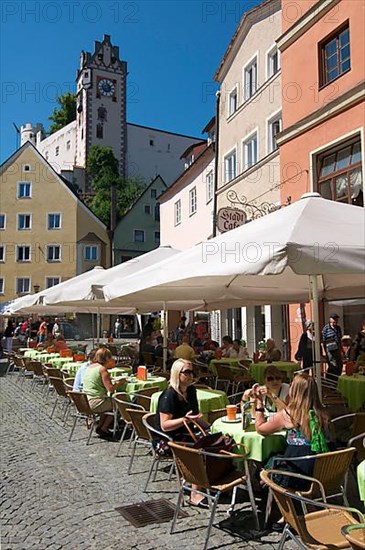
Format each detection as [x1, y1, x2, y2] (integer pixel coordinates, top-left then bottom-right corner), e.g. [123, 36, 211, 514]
[321, 323, 342, 344]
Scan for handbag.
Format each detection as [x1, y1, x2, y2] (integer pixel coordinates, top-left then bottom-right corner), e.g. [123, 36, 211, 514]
[182, 419, 238, 484]
[326, 341, 338, 352]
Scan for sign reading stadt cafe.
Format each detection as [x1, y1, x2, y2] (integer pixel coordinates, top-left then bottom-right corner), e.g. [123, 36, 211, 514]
[216, 207, 246, 233]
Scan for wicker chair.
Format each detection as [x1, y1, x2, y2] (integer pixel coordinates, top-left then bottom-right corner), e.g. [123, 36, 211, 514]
[261, 469, 364, 550]
[67, 391, 99, 445]
[207, 408, 227, 424]
[168, 441, 258, 550]
[341, 524, 365, 550]
[29, 360, 46, 390]
[126, 408, 152, 475]
[112, 393, 145, 456]
[142, 413, 174, 492]
[49, 376, 70, 420]
[132, 386, 160, 410]
[42, 365, 63, 401]
[264, 447, 356, 528]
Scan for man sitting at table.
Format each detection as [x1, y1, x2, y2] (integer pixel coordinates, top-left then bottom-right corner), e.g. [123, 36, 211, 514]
[259, 338, 282, 362]
[54, 335, 68, 353]
[232, 339, 250, 360]
[174, 335, 195, 362]
[221, 335, 235, 358]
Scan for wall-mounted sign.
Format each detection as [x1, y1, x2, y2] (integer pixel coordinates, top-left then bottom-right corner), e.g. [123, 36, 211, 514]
[216, 207, 246, 233]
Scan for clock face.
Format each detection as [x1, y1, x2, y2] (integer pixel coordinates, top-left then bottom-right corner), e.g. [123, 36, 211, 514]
[98, 79, 115, 97]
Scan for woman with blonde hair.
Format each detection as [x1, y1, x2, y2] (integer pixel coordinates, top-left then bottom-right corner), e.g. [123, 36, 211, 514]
[83, 347, 120, 439]
[156, 359, 208, 508]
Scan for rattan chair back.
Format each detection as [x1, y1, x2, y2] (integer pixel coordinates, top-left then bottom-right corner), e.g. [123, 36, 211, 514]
[112, 393, 144, 423]
[126, 408, 150, 440]
[169, 442, 210, 488]
[308, 447, 356, 498]
[49, 376, 68, 398]
[44, 366, 63, 379]
[30, 360, 44, 377]
[68, 391, 93, 416]
[341, 524, 365, 550]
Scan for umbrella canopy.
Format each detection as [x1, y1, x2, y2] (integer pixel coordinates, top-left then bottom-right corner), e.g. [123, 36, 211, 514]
[103, 194, 365, 309]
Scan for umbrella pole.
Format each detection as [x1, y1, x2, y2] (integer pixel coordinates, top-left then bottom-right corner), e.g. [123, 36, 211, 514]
[96, 309, 100, 345]
[162, 303, 168, 372]
[309, 275, 322, 400]
[91, 313, 95, 347]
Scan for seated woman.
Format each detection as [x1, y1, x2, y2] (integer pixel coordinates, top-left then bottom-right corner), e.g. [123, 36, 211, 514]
[83, 347, 121, 439]
[156, 358, 209, 508]
[242, 365, 289, 413]
[252, 373, 329, 488]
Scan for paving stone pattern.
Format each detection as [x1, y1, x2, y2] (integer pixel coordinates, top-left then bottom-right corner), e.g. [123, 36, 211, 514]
[0, 373, 360, 550]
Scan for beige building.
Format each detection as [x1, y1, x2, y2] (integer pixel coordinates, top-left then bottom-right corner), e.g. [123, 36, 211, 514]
[0, 142, 110, 302]
[215, 0, 282, 214]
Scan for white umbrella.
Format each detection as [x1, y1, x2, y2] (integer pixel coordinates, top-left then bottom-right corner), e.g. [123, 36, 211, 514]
[102, 193, 365, 393]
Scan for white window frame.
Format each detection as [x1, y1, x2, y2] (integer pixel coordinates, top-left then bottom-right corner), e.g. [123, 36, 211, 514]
[16, 245, 31, 262]
[17, 213, 32, 230]
[46, 245, 61, 262]
[243, 55, 258, 101]
[0, 245, 4, 262]
[189, 187, 197, 216]
[267, 111, 282, 154]
[242, 130, 258, 171]
[174, 199, 181, 226]
[228, 86, 238, 117]
[16, 277, 30, 295]
[84, 245, 99, 261]
[46, 277, 60, 288]
[0, 277, 4, 294]
[224, 148, 237, 183]
[0, 213, 6, 230]
[206, 170, 214, 203]
[17, 181, 32, 199]
[144, 204, 151, 215]
[266, 45, 280, 80]
[48, 213, 62, 230]
[134, 230, 145, 243]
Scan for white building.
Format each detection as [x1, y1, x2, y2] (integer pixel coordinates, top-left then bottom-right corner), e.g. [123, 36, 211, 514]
[21, 35, 202, 192]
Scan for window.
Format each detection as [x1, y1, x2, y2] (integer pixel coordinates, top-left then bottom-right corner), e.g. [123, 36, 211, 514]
[55, 146, 59, 156]
[320, 24, 350, 86]
[206, 171, 214, 202]
[17, 182, 31, 199]
[0, 214, 5, 229]
[154, 203, 160, 222]
[224, 151, 237, 182]
[96, 124, 103, 139]
[0, 278, 4, 294]
[151, 189, 157, 198]
[45, 152, 49, 160]
[134, 230, 145, 243]
[0, 245, 4, 262]
[48, 213, 61, 230]
[46, 277, 60, 288]
[267, 47, 280, 78]
[174, 200, 181, 226]
[244, 58, 257, 100]
[228, 88, 237, 116]
[18, 214, 32, 230]
[23, 164, 31, 172]
[243, 133, 258, 170]
[189, 187, 197, 216]
[66, 141, 71, 150]
[16, 277, 30, 294]
[317, 139, 362, 206]
[268, 114, 282, 153]
[144, 205, 151, 215]
[149, 139, 154, 147]
[17, 245, 31, 262]
[154, 231, 160, 245]
[84, 245, 98, 261]
[47, 245, 61, 262]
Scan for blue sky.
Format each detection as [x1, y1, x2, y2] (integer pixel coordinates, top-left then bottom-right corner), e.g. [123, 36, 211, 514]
[0, 0, 261, 162]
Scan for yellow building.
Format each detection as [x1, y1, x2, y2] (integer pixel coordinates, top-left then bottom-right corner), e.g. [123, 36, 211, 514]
[0, 142, 110, 302]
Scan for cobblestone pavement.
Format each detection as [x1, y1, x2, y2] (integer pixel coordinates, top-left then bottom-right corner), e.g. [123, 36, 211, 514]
[1, 373, 361, 550]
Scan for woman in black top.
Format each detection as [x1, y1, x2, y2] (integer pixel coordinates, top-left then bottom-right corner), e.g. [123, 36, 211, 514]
[156, 358, 208, 508]
[295, 320, 314, 369]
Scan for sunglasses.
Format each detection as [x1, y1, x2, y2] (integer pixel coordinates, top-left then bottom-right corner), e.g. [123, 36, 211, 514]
[181, 370, 194, 376]
[266, 376, 282, 382]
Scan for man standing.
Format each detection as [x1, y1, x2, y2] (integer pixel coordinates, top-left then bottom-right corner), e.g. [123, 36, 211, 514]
[321, 313, 343, 379]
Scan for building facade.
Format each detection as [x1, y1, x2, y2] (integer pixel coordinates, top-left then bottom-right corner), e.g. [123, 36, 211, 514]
[277, 0, 365, 345]
[0, 142, 109, 303]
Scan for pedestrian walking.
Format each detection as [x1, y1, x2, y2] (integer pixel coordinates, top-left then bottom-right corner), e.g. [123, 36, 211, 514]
[321, 313, 343, 380]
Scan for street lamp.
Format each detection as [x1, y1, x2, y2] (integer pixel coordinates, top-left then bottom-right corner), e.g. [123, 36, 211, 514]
[33, 283, 40, 293]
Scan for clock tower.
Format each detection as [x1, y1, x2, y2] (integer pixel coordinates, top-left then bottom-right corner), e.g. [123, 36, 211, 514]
[75, 34, 127, 188]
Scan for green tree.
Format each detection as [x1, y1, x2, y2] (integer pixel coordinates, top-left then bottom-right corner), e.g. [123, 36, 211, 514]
[87, 145, 146, 226]
[49, 93, 76, 134]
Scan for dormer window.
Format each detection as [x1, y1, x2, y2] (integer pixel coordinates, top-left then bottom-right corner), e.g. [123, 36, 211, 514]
[23, 164, 31, 172]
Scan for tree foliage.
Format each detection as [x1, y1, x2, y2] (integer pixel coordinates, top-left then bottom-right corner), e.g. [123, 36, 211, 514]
[49, 93, 77, 134]
[86, 145, 146, 226]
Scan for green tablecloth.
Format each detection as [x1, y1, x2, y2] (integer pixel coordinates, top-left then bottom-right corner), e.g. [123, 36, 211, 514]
[23, 349, 43, 358]
[61, 362, 89, 375]
[249, 362, 299, 384]
[47, 357, 76, 368]
[211, 417, 286, 462]
[114, 376, 168, 394]
[337, 375, 365, 411]
[357, 460, 365, 504]
[109, 367, 132, 377]
[37, 353, 61, 364]
[150, 388, 229, 420]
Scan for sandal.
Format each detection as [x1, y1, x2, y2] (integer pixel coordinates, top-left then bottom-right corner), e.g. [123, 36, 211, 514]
[188, 497, 209, 509]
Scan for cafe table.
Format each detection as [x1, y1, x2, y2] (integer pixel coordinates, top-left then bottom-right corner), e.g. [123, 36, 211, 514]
[337, 374, 365, 411]
[357, 460, 365, 505]
[209, 358, 243, 376]
[113, 375, 168, 394]
[150, 388, 229, 421]
[249, 362, 299, 384]
[61, 361, 89, 376]
[211, 417, 286, 462]
[47, 356, 76, 368]
[23, 349, 44, 359]
[109, 366, 132, 377]
[36, 353, 61, 364]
